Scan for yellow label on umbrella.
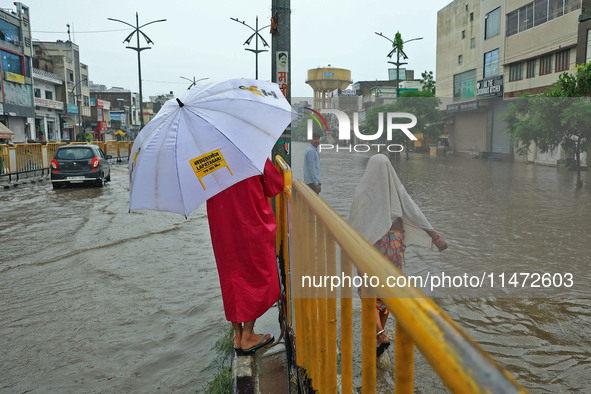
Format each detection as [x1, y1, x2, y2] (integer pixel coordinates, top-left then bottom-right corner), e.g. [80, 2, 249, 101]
[190, 149, 233, 190]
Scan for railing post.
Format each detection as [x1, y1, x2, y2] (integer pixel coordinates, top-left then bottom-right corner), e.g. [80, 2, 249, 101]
[361, 288, 376, 393]
[341, 253, 353, 393]
[394, 319, 415, 393]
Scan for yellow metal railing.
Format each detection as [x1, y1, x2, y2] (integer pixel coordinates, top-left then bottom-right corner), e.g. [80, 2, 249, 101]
[0, 144, 9, 174]
[47, 142, 67, 160]
[274, 155, 526, 393]
[14, 143, 43, 172]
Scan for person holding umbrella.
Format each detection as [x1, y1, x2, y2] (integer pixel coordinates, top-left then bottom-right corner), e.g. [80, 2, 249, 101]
[128, 78, 294, 354]
[207, 158, 283, 354]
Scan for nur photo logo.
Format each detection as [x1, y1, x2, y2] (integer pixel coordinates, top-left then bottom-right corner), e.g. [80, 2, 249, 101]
[305, 108, 419, 153]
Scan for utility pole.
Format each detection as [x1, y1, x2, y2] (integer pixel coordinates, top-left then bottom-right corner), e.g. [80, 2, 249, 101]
[108, 13, 166, 130]
[271, 0, 291, 166]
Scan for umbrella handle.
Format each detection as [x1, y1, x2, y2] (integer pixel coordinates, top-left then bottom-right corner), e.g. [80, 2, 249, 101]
[176, 98, 185, 107]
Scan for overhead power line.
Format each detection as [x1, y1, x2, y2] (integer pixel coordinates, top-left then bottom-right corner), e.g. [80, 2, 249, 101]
[32, 28, 133, 34]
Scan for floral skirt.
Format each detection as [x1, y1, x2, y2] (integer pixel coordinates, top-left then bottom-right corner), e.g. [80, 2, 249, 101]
[374, 230, 406, 314]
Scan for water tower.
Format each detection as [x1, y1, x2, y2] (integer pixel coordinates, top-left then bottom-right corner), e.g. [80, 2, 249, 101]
[306, 66, 352, 109]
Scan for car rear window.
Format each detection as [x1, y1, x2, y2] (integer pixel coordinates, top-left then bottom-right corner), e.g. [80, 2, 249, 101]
[55, 148, 95, 160]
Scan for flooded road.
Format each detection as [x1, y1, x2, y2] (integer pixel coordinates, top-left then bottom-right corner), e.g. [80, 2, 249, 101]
[1, 144, 590, 392]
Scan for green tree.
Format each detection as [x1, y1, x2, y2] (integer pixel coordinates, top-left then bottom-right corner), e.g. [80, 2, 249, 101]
[420, 70, 436, 95]
[505, 62, 591, 187]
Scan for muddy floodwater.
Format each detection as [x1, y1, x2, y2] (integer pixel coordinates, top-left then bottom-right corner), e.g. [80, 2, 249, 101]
[1, 144, 590, 392]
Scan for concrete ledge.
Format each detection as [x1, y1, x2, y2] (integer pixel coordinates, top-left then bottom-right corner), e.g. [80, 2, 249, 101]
[233, 354, 255, 393]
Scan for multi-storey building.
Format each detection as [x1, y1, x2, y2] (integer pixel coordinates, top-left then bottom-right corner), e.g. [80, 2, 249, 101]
[90, 84, 141, 139]
[33, 40, 90, 141]
[0, 2, 35, 143]
[33, 67, 64, 142]
[437, 0, 587, 164]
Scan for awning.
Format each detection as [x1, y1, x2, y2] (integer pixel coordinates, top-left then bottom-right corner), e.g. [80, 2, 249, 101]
[0, 122, 14, 139]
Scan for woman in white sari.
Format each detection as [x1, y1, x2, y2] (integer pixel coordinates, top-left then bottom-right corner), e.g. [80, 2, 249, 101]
[349, 154, 447, 357]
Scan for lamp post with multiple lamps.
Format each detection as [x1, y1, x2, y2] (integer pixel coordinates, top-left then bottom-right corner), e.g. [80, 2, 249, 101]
[180, 76, 208, 90]
[108, 13, 166, 130]
[230, 16, 270, 79]
[375, 32, 423, 98]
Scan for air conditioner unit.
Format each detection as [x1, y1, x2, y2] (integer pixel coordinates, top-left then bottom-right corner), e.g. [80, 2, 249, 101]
[12, 39, 20, 46]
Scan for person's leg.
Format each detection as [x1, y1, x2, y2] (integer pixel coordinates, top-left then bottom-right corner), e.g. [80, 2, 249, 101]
[232, 322, 243, 349]
[241, 320, 271, 350]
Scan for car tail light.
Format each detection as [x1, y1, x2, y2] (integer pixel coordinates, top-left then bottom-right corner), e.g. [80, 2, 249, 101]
[51, 158, 58, 172]
[91, 156, 100, 169]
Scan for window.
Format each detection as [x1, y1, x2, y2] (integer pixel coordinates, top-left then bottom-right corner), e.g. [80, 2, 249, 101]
[527, 59, 536, 78]
[83, 96, 90, 107]
[484, 49, 499, 77]
[510, 62, 523, 81]
[1, 50, 23, 75]
[34, 88, 41, 98]
[0, 19, 21, 44]
[508, 0, 582, 37]
[453, 69, 476, 100]
[519, 3, 534, 32]
[549, 0, 564, 20]
[470, 12, 474, 21]
[507, 10, 518, 36]
[462, 30, 466, 39]
[471, 38, 476, 48]
[45, 90, 53, 100]
[67, 69, 74, 82]
[555, 49, 569, 72]
[534, 0, 548, 26]
[539, 54, 552, 75]
[68, 91, 75, 104]
[485, 7, 501, 39]
[458, 54, 463, 65]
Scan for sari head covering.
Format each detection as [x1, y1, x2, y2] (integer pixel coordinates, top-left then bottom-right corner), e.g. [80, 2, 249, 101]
[349, 154, 434, 249]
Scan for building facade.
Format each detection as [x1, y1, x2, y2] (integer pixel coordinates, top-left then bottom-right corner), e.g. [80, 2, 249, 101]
[0, 2, 35, 143]
[437, 0, 585, 163]
[33, 40, 90, 141]
[90, 85, 140, 139]
[33, 68, 63, 142]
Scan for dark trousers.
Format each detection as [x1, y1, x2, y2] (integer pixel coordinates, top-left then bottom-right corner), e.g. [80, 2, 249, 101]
[307, 183, 320, 194]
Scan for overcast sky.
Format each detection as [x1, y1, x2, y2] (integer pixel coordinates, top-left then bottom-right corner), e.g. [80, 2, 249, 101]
[22, 0, 449, 100]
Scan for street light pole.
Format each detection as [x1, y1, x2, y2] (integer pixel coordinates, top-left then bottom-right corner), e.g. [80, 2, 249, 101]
[108, 13, 166, 130]
[231, 16, 270, 79]
[375, 32, 423, 98]
[180, 76, 208, 90]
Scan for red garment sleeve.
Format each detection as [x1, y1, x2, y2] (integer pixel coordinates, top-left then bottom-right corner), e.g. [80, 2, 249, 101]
[262, 158, 284, 198]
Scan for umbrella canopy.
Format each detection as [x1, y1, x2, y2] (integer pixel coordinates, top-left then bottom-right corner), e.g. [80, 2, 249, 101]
[129, 78, 293, 217]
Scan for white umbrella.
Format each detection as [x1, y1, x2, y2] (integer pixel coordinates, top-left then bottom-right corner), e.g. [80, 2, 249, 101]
[129, 78, 293, 217]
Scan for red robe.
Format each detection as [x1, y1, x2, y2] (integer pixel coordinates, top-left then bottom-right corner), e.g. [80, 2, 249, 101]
[207, 159, 284, 322]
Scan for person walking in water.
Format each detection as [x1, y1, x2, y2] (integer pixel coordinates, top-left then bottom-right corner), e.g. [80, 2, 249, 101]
[207, 158, 284, 354]
[304, 131, 322, 194]
[349, 154, 447, 357]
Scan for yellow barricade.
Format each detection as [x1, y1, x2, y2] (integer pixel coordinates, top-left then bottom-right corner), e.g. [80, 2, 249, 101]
[14, 143, 43, 172]
[274, 154, 526, 393]
[0, 144, 9, 174]
[47, 142, 67, 160]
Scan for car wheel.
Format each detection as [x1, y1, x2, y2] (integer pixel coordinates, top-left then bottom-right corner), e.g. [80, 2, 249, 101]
[52, 182, 60, 189]
[106, 172, 111, 182]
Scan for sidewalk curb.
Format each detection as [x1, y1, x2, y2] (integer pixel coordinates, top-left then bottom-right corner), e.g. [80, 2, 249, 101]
[2, 177, 48, 190]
